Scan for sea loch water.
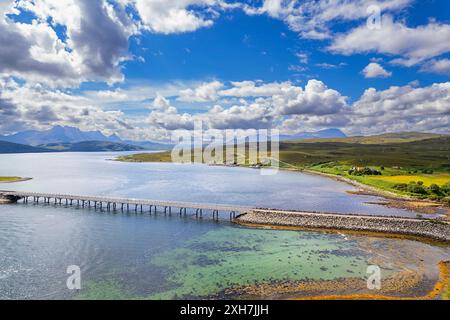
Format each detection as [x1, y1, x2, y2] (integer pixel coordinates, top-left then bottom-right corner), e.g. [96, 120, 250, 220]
[0, 152, 430, 216]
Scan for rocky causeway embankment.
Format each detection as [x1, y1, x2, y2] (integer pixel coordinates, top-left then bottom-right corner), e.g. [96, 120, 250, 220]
[0, 193, 22, 204]
[237, 210, 450, 243]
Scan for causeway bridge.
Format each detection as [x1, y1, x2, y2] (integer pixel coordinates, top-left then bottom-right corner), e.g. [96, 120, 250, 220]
[0, 190, 252, 220]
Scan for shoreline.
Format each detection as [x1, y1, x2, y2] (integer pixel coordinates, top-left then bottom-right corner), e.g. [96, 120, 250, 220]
[302, 168, 427, 201]
[300, 168, 449, 217]
[0, 177, 31, 204]
[116, 156, 449, 217]
[222, 163, 450, 216]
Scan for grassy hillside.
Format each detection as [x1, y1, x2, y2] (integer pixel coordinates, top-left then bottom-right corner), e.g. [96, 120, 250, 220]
[0, 140, 145, 153]
[0, 140, 51, 154]
[120, 136, 450, 168]
[278, 137, 450, 168]
[40, 141, 145, 152]
[298, 132, 445, 144]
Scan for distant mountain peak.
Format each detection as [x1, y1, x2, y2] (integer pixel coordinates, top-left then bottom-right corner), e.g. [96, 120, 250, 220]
[280, 128, 346, 141]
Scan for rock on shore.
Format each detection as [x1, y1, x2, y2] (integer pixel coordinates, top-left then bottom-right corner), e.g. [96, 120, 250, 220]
[237, 210, 450, 243]
[0, 194, 21, 204]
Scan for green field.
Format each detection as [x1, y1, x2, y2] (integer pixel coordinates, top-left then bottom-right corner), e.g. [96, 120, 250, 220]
[281, 136, 450, 201]
[370, 174, 450, 187]
[117, 134, 450, 202]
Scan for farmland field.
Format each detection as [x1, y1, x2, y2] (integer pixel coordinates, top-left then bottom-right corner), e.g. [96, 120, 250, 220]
[369, 174, 450, 187]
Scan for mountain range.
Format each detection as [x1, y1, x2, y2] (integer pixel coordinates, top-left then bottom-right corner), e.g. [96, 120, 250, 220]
[0, 125, 173, 152]
[0, 140, 148, 154]
[0, 126, 123, 146]
[0, 126, 347, 146]
[0, 126, 173, 153]
[280, 128, 346, 141]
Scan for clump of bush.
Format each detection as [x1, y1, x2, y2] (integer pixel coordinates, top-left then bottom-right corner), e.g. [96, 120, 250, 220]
[443, 196, 450, 205]
[442, 182, 450, 194]
[408, 168, 435, 174]
[393, 181, 450, 201]
[348, 167, 382, 176]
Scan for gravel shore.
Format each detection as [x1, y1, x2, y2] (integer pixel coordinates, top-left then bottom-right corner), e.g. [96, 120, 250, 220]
[237, 210, 450, 243]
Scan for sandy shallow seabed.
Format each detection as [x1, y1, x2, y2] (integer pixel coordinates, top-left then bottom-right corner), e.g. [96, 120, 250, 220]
[218, 233, 450, 300]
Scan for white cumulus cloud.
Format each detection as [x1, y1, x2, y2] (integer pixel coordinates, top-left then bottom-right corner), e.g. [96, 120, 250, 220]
[329, 15, 450, 67]
[178, 81, 224, 102]
[420, 59, 450, 76]
[362, 62, 392, 78]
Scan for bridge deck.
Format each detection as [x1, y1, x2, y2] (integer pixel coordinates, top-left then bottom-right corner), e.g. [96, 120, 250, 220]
[0, 190, 252, 216]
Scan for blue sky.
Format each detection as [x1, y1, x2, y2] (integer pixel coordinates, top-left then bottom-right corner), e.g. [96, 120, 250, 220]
[0, 0, 449, 140]
[121, 3, 450, 101]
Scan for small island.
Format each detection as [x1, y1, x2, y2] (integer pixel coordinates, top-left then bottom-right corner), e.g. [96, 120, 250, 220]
[0, 176, 32, 183]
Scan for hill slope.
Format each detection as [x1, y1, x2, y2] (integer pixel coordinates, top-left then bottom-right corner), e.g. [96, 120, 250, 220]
[0, 140, 146, 153]
[279, 137, 450, 168]
[39, 141, 145, 152]
[299, 132, 446, 144]
[0, 141, 52, 154]
[0, 126, 173, 150]
[117, 136, 450, 169]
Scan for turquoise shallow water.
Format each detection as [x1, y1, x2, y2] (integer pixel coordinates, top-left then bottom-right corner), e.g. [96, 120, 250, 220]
[0, 152, 449, 299]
